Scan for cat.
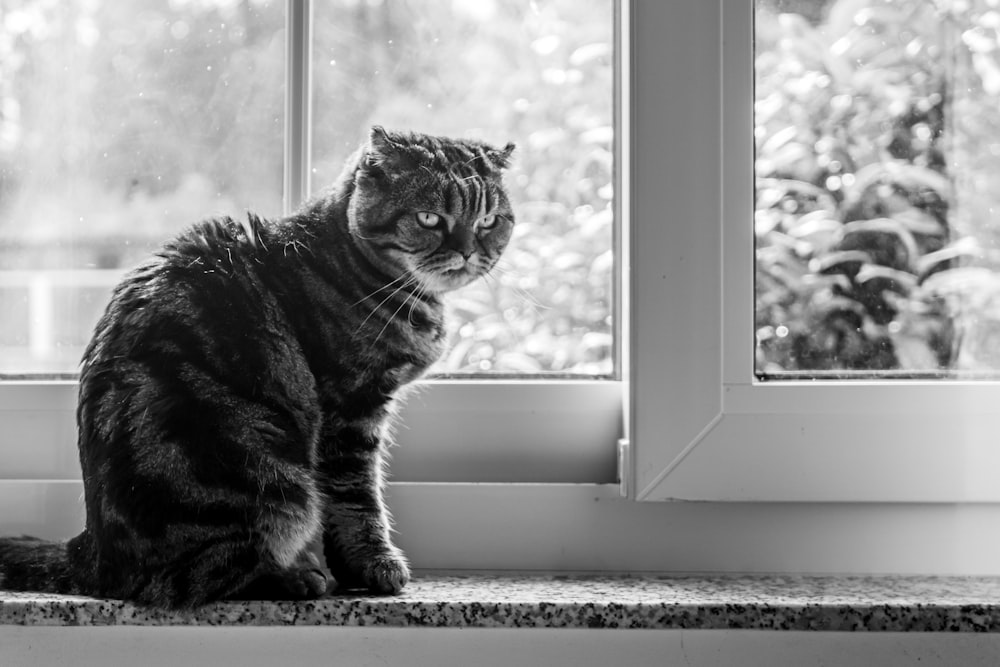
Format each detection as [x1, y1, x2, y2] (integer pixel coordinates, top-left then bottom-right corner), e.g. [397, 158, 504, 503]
[0, 126, 515, 608]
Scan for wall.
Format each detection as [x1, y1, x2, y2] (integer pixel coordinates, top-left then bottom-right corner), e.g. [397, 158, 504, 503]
[4, 627, 1000, 666]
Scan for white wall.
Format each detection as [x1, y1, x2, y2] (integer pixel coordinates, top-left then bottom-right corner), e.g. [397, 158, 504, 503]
[4, 627, 1000, 667]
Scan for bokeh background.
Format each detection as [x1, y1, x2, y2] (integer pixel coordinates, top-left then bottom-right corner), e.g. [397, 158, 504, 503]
[756, 0, 1000, 377]
[0, 0, 614, 376]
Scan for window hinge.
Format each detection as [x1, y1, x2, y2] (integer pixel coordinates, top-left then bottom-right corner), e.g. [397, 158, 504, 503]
[617, 438, 630, 499]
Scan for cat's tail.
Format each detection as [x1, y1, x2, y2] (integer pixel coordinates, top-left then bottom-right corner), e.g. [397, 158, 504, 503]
[0, 535, 87, 595]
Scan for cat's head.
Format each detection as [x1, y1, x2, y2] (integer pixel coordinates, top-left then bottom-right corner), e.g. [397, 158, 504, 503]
[347, 126, 516, 293]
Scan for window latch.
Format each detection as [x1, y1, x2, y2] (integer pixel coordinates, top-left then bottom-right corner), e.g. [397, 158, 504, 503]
[617, 438, 630, 499]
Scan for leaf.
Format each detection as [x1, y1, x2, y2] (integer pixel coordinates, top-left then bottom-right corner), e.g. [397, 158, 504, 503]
[917, 237, 983, 281]
[448, 291, 492, 319]
[920, 267, 1000, 301]
[580, 125, 613, 145]
[443, 338, 476, 371]
[892, 206, 946, 236]
[849, 162, 952, 200]
[809, 250, 872, 277]
[770, 179, 839, 212]
[855, 264, 917, 294]
[808, 293, 867, 321]
[495, 352, 544, 372]
[569, 42, 611, 66]
[785, 210, 842, 248]
[759, 125, 800, 157]
[838, 218, 921, 271]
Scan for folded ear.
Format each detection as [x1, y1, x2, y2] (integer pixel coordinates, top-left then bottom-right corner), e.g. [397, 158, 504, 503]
[367, 126, 395, 159]
[363, 126, 397, 172]
[486, 142, 516, 170]
[363, 126, 430, 176]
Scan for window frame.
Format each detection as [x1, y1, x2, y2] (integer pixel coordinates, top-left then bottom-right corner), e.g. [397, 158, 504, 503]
[627, 0, 1000, 503]
[0, 0, 623, 487]
[7, 0, 1000, 578]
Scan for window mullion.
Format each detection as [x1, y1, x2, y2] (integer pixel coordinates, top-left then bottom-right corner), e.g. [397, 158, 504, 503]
[613, 0, 629, 383]
[284, 0, 312, 215]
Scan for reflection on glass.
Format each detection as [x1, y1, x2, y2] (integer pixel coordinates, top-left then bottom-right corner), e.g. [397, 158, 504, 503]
[312, 0, 615, 376]
[755, 0, 1000, 379]
[0, 1, 283, 375]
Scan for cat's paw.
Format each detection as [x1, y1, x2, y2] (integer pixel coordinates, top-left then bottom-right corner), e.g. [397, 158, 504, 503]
[332, 552, 410, 595]
[282, 566, 330, 599]
[277, 548, 329, 598]
[363, 554, 410, 595]
[239, 560, 329, 600]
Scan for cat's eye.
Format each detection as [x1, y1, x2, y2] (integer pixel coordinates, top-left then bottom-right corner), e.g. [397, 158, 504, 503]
[479, 214, 498, 230]
[415, 211, 442, 229]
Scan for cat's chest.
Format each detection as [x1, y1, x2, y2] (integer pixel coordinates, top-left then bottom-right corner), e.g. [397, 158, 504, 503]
[380, 298, 447, 366]
[378, 326, 446, 388]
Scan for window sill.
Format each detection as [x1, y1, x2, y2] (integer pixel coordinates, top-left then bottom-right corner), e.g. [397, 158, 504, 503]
[3, 573, 1000, 631]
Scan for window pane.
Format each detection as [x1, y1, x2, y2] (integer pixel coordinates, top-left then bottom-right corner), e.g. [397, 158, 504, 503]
[755, 0, 1000, 379]
[0, 0, 284, 376]
[311, 0, 615, 376]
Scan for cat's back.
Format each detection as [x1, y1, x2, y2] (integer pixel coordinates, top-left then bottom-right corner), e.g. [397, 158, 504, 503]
[78, 215, 318, 450]
[85, 215, 279, 361]
[76, 215, 322, 542]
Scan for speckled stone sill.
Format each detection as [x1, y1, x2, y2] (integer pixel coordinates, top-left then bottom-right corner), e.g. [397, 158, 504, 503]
[3, 574, 1000, 631]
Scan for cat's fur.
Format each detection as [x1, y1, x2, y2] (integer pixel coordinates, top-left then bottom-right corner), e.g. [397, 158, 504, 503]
[0, 127, 515, 608]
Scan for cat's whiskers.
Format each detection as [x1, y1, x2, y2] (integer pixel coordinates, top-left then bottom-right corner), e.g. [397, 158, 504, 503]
[356, 275, 419, 335]
[282, 238, 311, 257]
[350, 230, 380, 242]
[479, 271, 520, 314]
[351, 273, 411, 308]
[294, 221, 317, 239]
[407, 280, 431, 326]
[373, 259, 440, 341]
[479, 270, 501, 298]
[373, 281, 421, 346]
[486, 260, 550, 313]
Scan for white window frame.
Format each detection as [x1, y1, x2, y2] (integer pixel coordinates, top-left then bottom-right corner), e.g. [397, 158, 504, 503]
[627, 0, 1000, 503]
[0, 0, 623, 487]
[9, 0, 1000, 578]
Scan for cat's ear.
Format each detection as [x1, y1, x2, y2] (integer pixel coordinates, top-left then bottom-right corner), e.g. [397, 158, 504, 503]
[367, 126, 396, 161]
[363, 126, 427, 176]
[485, 142, 516, 170]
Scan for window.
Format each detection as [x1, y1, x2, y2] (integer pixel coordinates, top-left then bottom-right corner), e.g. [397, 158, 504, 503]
[0, 0, 285, 376]
[0, 0, 615, 379]
[310, 1, 616, 377]
[627, 0, 1000, 503]
[5, 0, 1000, 577]
[0, 0, 621, 491]
[756, 0, 1000, 379]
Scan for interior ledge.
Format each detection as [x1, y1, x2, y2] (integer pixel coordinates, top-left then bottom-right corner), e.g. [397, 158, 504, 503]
[3, 573, 1000, 631]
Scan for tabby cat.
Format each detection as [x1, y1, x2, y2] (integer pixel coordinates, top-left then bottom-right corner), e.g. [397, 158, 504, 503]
[0, 127, 515, 608]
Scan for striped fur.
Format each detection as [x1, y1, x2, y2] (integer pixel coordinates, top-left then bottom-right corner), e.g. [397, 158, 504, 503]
[0, 127, 515, 608]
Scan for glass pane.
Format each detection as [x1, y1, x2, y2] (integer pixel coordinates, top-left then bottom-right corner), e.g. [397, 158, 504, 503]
[755, 0, 1000, 379]
[311, 0, 615, 376]
[0, 0, 284, 376]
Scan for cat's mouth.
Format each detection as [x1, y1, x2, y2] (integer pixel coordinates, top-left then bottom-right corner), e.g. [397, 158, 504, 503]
[417, 265, 480, 292]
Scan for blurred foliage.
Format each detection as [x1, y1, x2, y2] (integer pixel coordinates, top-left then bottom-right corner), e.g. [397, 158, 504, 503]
[0, 0, 286, 253]
[0, 0, 614, 375]
[308, 0, 615, 375]
[756, 0, 1000, 375]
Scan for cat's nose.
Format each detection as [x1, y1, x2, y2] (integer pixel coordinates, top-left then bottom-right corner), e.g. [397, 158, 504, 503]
[444, 227, 475, 260]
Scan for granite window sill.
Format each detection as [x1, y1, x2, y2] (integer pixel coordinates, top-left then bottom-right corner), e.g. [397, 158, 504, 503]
[2, 574, 1000, 631]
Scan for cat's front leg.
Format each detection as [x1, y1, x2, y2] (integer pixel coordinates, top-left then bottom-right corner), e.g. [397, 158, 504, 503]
[319, 429, 410, 594]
